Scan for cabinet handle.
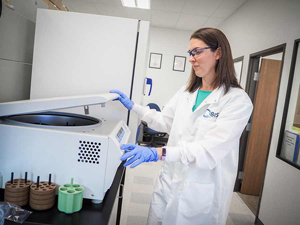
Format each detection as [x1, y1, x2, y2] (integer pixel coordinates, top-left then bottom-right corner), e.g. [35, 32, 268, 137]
[119, 184, 124, 199]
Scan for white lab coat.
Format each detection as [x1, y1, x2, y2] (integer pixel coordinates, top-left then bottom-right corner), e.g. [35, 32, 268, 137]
[132, 85, 253, 225]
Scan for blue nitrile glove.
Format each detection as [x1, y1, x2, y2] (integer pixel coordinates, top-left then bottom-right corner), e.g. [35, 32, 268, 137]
[110, 90, 134, 110]
[120, 144, 159, 168]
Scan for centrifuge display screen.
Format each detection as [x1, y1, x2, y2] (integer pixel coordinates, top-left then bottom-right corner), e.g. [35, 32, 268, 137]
[117, 127, 124, 138]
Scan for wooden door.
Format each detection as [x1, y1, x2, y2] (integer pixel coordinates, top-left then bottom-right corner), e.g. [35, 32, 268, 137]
[241, 59, 282, 195]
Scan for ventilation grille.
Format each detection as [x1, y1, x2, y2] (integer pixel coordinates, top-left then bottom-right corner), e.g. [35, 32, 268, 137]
[77, 140, 101, 164]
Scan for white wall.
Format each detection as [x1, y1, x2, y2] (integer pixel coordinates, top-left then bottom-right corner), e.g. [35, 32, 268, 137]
[142, 26, 193, 109]
[219, 0, 300, 224]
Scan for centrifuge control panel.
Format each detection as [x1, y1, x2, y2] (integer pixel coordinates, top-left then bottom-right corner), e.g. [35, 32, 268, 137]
[116, 127, 125, 143]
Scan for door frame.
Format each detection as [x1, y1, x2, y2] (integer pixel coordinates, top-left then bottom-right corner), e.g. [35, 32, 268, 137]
[234, 56, 244, 85]
[233, 55, 245, 192]
[235, 44, 286, 218]
[276, 38, 300, 170]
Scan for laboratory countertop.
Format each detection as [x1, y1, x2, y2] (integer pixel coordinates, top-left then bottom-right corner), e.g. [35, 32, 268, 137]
[0, 163, 125, 225]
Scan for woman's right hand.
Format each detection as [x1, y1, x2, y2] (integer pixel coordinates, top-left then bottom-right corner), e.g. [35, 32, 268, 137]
[110, 90, 134, 110]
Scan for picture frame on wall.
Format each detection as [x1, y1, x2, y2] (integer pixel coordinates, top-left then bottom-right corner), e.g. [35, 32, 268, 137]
[234, 56, 244, 84]
[173, 56, 186, 72]
[149, 53, 162, 69]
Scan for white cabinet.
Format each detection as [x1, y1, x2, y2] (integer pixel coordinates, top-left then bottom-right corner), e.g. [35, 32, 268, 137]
[31, 9, 149, 143]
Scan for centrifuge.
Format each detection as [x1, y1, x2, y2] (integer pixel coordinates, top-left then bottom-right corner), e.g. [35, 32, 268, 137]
[0, 93, 130, 203]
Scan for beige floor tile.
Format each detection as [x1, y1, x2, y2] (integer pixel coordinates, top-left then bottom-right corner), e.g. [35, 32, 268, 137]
[226, 216, 235, 225]
[128, 202, 151, 217]
[130, 192, 152, 205]
[129, 163, 162, 178]
[229, 193, 255, 217]
[237, 192, 259, 215]
[126, 215, 147, 225]
[131, 183, 155, 194]
[133, 176, 154, 185]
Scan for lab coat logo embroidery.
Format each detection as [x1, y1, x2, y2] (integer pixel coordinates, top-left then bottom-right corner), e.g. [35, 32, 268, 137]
[203, 109, 219, 118]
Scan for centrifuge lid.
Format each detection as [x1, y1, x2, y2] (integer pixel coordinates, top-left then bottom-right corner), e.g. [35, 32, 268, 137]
[0, 93, 119, 117]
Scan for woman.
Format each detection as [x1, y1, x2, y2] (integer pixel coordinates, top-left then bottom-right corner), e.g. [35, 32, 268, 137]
[110, 28, 253, 225]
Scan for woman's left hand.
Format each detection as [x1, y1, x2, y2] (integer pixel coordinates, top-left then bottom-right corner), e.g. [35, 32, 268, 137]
[120, 144, 159, 168]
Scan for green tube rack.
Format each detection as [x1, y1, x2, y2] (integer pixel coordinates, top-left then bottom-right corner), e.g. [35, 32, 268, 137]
[58, 178, 84, 214]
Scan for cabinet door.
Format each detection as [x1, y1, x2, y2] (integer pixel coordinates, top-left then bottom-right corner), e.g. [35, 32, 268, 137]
[108, 184, 120, 225]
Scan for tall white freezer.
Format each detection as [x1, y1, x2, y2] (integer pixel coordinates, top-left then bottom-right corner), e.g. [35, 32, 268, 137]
[30, 9, 150, 143]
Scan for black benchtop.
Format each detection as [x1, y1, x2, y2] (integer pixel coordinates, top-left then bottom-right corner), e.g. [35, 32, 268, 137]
[1, 163, 125, 225]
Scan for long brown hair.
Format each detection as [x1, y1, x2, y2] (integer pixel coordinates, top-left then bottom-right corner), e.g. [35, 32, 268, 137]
[186, 28, 241, 94]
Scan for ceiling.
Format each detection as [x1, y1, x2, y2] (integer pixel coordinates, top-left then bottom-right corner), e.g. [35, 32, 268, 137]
[63, 0, 248, 31]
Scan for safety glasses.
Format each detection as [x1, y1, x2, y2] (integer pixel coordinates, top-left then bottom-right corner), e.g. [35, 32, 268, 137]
[187, 47, 216, 57]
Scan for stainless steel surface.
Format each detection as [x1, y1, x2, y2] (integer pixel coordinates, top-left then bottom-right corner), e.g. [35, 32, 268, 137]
[0, 59, 32, 103]
[5, 112, 100, 127]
